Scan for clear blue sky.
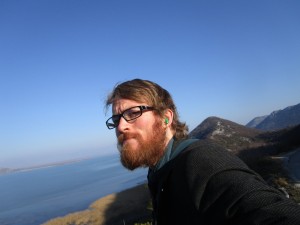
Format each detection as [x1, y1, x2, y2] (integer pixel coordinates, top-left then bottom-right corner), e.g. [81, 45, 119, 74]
[1, 0, 299, 168]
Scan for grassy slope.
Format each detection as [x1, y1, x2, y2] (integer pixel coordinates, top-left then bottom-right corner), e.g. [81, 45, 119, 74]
[42, 183, 152, 225]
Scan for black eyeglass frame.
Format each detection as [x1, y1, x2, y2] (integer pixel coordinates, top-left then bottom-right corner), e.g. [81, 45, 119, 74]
[106, 105, 155, 129]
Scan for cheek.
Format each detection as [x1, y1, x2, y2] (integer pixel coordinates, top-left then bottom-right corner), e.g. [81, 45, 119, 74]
[140, 117, 162, 136]
[136, 118, 155, 133]
[139, 114, 158, 127]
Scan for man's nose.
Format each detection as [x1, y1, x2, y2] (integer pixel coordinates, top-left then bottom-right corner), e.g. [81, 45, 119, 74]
[116, 116, 129, 132]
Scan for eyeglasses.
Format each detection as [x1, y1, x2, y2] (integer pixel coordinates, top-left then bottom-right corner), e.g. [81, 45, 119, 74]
[106, 105, 155, 129]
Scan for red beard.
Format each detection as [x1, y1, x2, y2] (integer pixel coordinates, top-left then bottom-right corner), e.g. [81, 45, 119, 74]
[117, 119, 167, 170]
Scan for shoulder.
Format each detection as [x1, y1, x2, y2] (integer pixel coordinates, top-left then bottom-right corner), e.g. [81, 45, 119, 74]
[181, 139, 250, 172]
[174, 139, 259, 193]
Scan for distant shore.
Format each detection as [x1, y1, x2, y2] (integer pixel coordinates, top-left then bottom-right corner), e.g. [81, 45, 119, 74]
[42, 183, 152, 225]
[0, 158, 90, 175]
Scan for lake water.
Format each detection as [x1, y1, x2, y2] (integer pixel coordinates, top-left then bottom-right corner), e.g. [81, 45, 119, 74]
[0, 154, 148, 225]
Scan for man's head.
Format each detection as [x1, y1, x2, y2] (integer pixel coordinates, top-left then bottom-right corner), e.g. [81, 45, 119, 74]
[105, 79, 188, 170]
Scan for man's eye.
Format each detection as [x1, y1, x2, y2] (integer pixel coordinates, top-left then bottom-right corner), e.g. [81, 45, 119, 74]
[128, 110, 140, 117]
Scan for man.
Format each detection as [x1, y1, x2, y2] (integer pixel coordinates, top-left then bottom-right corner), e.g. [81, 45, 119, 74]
[105, 78, 300, 225]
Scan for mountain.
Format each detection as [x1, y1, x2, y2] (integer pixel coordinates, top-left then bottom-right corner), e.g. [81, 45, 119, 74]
[190, 116, 300, 156]
[246, 103, 300, 131]
[246, 115, 268, 128]
[189, 116, 265, 154]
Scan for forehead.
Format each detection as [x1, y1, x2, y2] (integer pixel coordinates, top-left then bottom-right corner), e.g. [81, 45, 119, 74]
[112, 99, 147, 114]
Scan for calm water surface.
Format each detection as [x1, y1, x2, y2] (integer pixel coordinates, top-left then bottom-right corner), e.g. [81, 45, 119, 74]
[0, 154, 147, 225]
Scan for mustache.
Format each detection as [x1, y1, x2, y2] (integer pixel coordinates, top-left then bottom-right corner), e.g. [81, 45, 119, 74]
[118, 133, 137, 144]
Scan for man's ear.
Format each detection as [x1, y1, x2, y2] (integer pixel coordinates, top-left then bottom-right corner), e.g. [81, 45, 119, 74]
[164, 118, 169, 124]
[164, 109, 173, 126]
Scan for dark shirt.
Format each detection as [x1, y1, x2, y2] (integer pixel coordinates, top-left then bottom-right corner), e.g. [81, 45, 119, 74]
[148, 139, 300, 225]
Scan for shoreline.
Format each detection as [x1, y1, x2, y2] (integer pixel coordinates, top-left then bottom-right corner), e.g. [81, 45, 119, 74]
[0, 157, 91, 176]
[42, 183, 152, 225]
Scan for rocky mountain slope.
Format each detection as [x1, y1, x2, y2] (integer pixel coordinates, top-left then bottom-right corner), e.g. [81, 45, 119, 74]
[246, 103, 300, 131]
[190, 116, 300, 157]
[189, 116, 264, 154]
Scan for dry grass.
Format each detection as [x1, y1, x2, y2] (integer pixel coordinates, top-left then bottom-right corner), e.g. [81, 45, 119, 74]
[42, 184, 152, 225]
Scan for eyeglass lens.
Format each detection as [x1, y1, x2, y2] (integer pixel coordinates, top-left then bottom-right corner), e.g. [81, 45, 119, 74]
[106, 106, 153, 129]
